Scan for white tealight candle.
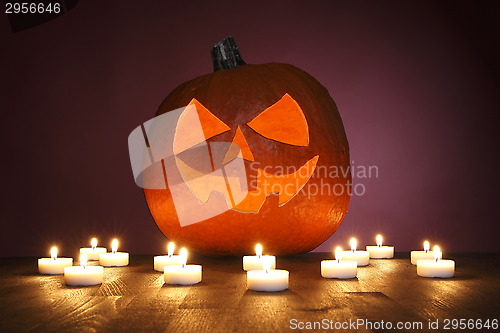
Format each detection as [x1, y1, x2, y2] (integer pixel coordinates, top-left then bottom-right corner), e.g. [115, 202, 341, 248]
[64, 253, 104, 286]
[243, 244, 276, 271]
[247, 257, 289, 292]
[411, 241, 439, 265]
[417, 246, 455, 278]
[154, 242, 183, 272]
[164, 248, 202, 285]
[321, 247, 357, 279]
[341, 238, 370, 266]
[38, 247, 73, 275]
[366, 235, 394, 259]
[99, 239, 129, 267]
[79, 238, 107, 261]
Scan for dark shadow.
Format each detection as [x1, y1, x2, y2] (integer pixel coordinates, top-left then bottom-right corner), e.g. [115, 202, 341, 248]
[161, 282, 205, 288]
[242, 288, 297, 296]
[324, 277, 359, 281]
[64, 284, 101, 290]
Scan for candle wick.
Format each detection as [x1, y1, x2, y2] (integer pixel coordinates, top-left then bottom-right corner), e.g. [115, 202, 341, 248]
[337, 259, 340, 264]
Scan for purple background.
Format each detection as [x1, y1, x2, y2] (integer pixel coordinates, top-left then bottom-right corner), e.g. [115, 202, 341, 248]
[1, 1, 499, 257]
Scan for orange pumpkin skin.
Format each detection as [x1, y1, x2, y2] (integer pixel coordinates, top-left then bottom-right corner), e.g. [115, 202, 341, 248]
[144, 41, 351, 256]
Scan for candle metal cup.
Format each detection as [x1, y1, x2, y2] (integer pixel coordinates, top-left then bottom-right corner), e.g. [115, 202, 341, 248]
[321, 260, 357, 279]
[38, 258, 73, 275]
[410, 251, 437, 265]
[246, 269, 289, 292]
[164, 265, 202, 285]
[243, 255, 276, 271]
[64, 266, 104, 286]
[154, 255, 183, 272]
[163, 247, 202, 285]
[340, 250, 370, 266]
[99, 252, 129, 267]
[38, 247, 73, 275]
[366, 246, 394, 259]
[416, 259, 455, 278]
[79, 247, 107, 261]
[99, 239, 129, 267]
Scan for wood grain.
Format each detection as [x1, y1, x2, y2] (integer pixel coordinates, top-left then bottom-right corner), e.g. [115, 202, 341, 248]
[0, 253, 498, 332]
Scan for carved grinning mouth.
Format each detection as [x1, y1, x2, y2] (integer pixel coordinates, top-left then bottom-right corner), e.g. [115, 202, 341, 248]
[233, 155, 319, 213]
[175, 148, 318, 214]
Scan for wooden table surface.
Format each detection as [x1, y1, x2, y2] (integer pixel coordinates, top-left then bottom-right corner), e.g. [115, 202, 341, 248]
[0, 253, 499, 332]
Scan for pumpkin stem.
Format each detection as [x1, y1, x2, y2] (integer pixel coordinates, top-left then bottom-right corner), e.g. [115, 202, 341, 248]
[211, 36, 246, 72]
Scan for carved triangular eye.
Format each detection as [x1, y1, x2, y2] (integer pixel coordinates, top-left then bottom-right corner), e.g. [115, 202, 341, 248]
[247, 94, 309, 146]
[188, 98, 231, 140]
[174, 98, 230, 155]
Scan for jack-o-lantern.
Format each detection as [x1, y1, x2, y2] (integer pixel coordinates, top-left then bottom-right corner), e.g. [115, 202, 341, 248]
[143, 37, 351, 256]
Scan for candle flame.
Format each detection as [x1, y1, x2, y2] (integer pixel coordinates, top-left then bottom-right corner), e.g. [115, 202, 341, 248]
[180, 248, 187, 267]
[376, 235, 382, 247]
[112, 239, 118, 253]
[80, 252, 88, 268]
[335, 247, 342, 262]
[91, 238, 97, 249]
[263, 256, 272, 274]
[433, 245, 441, 262]
[51, 247, 57, 260]
[350, 238, 357, 252]
[424, 240, 430, 252]
[255, 244, 262, 258]
[168, 242, 175, 257]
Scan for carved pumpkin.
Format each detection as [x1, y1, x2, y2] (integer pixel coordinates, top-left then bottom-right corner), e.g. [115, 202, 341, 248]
[144, 37, 351, 256]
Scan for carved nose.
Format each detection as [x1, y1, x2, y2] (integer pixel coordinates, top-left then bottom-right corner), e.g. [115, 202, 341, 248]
[223, 126, 254, 163]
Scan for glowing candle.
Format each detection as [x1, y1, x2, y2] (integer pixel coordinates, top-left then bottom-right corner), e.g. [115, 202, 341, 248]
[247, 256, 289, 292]
[410, 241, 439, 264]
[164, 248, 202, 285]
[79, 238, 107, 261]
[154, 242, 183, 272]
[38, 247, 73, 275]
[98, 239, 129, 267]
[242, 244, 276, 271]
[64, 253, 104, 286]
[366, 235, 394, 259]
[340, 238, 370, 266]
[321, 247, 357, 279]
[417, 245, 455, 278]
